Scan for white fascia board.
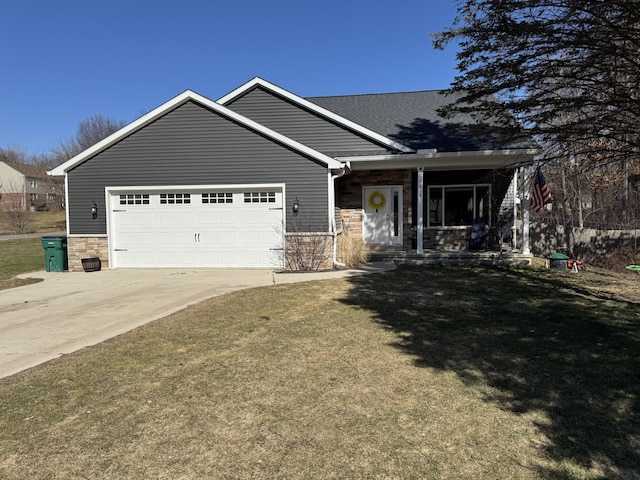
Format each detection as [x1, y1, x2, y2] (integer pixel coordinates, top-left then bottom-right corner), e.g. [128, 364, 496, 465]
[217, 77, 415, 154]
[49, 89, 344, 176]
[340, 149, 539, 171]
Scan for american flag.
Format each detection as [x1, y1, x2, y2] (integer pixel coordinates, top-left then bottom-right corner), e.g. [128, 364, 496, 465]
[531, 167, 553, 212]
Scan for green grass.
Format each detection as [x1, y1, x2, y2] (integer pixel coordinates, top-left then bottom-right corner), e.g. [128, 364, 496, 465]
[0, 210, 66, 235]
[0, 210, 66, 289]
[0, 266, 638, 479]
[0, 238, 44, 289]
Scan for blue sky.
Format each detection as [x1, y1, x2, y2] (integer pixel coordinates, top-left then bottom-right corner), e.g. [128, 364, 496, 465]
[1, 0, 460, 156]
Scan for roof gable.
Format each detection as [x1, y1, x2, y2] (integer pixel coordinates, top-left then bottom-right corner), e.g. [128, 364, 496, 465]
[50, 90, 344, 176]
[218, 77, 414, 154]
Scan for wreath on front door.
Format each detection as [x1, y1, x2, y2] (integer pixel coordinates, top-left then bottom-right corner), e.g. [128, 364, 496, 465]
[368, 191, 386, 210]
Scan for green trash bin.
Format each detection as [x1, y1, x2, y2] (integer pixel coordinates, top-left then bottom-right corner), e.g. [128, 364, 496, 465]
[42, 236, 68, 272]
[548, 252, 569, 270]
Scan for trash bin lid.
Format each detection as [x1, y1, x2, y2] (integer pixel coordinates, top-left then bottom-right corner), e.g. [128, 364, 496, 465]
[548, 252, 570, 260]
[42, 236, 67, 247]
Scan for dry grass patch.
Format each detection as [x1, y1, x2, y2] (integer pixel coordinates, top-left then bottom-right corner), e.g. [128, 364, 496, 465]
[0, 238, 44, 290]
[0, 210, 66, 235]
[0, 266, 639, 479]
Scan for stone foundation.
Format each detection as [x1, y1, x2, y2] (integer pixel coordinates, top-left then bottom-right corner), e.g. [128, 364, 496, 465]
[67, 236, 109, 272]
[424, 228, 472, 250]
[284, 232, 334, 271]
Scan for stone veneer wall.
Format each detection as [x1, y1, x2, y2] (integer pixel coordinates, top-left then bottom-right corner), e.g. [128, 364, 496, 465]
[337, 209, 363, 239]
[424, 228, 472, 250]
[67, 236, 109, 272]
[284, 232, 334, 271]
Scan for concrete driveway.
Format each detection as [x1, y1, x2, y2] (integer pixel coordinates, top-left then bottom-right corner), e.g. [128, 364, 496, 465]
[0, 264, 394, 379]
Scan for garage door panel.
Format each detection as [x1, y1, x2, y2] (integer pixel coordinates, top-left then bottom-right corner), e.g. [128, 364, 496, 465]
[208, 232, 237, 245]
[200, 211, 236, 225]
[158, 249, 197, 266]
[115, 250, 155, 268]
[115, 211, 153, 226]
[158, 231, 195, 246]
[119, 232, 155, 246]
[156, 211, 195, 226]
[110, 188, 284, 268]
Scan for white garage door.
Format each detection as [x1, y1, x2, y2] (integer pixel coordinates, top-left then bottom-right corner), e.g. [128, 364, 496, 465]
[108, 187, 284, 268]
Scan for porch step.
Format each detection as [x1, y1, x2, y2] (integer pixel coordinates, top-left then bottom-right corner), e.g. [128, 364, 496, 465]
[365, 245, 406, 262]
[395, 250, 533, 267]
[364, 245, 532, 266]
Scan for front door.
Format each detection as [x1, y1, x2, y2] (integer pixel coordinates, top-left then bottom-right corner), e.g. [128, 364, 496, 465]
[363, 186, 403, 245]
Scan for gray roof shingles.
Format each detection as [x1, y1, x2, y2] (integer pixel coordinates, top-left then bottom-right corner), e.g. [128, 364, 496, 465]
[307, 90, 534, 153]
[1, 160, 48, 178]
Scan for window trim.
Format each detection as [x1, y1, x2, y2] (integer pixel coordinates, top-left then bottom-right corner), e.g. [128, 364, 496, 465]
[427, 184, 491, 229]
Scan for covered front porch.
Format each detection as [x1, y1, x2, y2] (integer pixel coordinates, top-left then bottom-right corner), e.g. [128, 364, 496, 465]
[333, 150, 537, 264]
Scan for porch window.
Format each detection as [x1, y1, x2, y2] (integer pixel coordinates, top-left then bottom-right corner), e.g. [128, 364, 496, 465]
[428, 185, 490, 227]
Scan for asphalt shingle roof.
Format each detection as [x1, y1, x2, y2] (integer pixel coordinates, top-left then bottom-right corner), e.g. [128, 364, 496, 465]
[1, 160, 48, 178]
[307, 90, 534, 153]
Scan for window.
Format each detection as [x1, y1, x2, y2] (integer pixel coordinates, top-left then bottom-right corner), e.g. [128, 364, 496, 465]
[29, 179, 38, 188]
[202, 193, 233, 204]
[428, 185, 490, 227]
[244, 191, 276, 203]
[120, 194, 150, 205]
[160, 193, 191, 205]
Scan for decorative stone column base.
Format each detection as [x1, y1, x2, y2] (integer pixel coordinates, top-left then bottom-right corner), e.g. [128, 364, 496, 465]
[67, 236, 109, 272]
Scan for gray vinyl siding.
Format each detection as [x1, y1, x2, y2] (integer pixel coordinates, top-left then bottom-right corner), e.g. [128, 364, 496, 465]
[224, 87, 395, 156]
[67, 101, 330, 235]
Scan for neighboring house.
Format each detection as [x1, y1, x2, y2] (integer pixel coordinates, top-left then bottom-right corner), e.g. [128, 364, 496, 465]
[50, 77, 538, 271]
[0, 161, 63, 212]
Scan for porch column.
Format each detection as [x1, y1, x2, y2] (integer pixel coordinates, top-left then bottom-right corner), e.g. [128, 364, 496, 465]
[417, 167, 424, 254]
[512, 169, 518, 251]
[522, 166, 531, 255]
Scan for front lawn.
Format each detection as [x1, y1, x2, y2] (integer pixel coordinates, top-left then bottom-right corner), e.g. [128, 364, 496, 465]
[0, 266, 638, 479]
[0, 238, 44, 289]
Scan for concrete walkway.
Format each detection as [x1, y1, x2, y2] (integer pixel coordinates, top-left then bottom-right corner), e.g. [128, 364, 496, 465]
[0, 263, 395, 379]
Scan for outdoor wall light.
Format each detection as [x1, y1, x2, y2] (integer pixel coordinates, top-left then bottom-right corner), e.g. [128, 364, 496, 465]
[292, 197, 299, 216]
[91, 202, 98, 219]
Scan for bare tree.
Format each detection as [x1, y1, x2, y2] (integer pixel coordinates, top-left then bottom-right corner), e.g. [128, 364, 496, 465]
[0, 146, 28, 164]
[52, 114, 126, 164]
[2, 180, 31, 233]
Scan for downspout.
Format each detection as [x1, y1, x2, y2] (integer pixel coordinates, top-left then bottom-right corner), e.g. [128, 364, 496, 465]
[330, 162, 351, 268]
